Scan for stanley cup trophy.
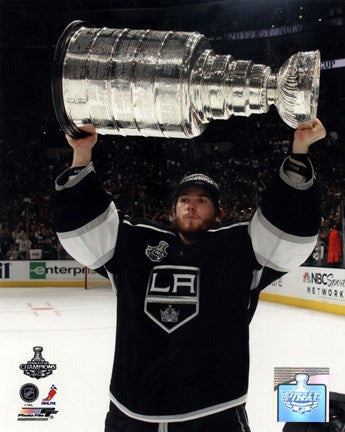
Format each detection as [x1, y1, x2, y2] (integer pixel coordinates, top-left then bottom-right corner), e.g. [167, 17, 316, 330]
[52, 21, 320, 139]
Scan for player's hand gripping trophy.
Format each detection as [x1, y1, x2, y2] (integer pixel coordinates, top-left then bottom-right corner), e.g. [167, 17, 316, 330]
[52, 21, 321, 139]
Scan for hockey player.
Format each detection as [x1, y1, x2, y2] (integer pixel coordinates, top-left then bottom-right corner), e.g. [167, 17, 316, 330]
[55, 119, 326, 431]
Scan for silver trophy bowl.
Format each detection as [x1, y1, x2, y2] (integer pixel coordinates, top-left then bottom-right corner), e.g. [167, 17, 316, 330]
[52, 21, 320, 139]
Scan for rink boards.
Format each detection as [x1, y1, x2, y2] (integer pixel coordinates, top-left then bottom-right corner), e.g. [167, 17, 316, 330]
[0, 261, 107, 288]
[261, 266, 345, 316]
[0, 261, 345, 316]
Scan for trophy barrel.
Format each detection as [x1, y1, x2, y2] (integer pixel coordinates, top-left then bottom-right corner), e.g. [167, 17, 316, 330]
[52, 22, 211, 139]
[52, 21, 92, 139]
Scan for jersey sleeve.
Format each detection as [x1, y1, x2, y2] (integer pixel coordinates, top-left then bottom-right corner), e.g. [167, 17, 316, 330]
[248, 157, 321, 272]
[54, 163, 120, 270]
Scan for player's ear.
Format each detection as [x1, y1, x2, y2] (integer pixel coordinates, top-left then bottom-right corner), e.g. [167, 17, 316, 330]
[215, 207, 224, 223]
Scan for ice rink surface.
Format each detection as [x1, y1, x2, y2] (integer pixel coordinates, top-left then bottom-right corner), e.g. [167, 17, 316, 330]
[0, 287, 344, 432]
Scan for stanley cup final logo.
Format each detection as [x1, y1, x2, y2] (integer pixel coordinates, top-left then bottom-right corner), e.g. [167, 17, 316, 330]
[19, 347, 57, 379]
[277, 372, 327, 422]
[282, 374, 321, 414]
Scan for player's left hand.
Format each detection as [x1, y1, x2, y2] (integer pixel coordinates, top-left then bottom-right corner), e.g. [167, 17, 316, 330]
[292, 118, 326, 154]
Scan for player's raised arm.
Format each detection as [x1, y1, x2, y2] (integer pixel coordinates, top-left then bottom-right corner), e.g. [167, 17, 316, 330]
[54, 126, 120, 271]
[65, 124, 98, 168]
[249, 118, 326, 273]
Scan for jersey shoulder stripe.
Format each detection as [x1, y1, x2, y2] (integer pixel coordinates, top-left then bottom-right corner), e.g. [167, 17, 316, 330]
[208, 222, 249, 233]
[123, 218, 176, 236]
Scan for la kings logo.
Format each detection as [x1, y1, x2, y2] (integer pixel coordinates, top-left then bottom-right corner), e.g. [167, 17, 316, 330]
[145, 241, 169, 262]
[144, 265, 200, 333]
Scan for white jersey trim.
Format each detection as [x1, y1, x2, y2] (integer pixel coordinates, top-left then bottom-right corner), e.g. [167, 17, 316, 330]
[248, 208, 317, 272]
[123, 220, 247, 236]
[55, 162, 94, 191]
[57, 202, 119, 269]
[106, 270, 117, 294]
[109, 391, 247, 423]
[123, 219, 176, 236]
[280, 157, 314, 190]
[208, 222, 249, 233]
[58, 202, 118, 239]
[255, 208, 317, 244]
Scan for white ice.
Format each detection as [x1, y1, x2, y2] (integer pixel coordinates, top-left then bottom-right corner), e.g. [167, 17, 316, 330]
[0, 287, 344, 431]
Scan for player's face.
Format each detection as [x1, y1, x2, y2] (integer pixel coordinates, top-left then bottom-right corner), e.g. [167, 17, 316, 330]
[173, 186, 222, 243]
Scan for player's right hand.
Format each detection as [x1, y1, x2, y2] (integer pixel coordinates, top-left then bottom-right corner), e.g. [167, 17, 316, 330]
[66, 124, 98, 167]
[65, 124, 98, 151]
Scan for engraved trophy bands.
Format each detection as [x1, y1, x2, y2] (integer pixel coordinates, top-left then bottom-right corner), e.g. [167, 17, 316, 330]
[52, 20, 320, 139]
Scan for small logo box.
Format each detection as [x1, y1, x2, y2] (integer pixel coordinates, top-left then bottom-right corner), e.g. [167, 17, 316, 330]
[30, 262, 46, 279]
[275, 367, 329, 423]
[19, 346, 57, 379]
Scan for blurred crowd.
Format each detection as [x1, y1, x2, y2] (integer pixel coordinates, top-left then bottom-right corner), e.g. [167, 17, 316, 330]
[0, 110, 344, 268]
[1, 6, 344, 267]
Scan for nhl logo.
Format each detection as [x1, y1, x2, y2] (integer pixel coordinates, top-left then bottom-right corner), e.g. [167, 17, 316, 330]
[145, 241, 169, 262]
[20, 383, 39, 403]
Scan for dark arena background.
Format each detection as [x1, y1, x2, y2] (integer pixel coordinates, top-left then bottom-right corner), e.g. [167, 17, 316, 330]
[0, 0, 344, 266]
[0, 1, 344, 431]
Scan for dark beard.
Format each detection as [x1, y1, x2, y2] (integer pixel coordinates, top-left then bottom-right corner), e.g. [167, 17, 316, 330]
[174, 217, 217, 243]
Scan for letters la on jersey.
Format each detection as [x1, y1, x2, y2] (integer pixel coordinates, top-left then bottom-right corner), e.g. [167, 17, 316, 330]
[145, 265, 200, 333]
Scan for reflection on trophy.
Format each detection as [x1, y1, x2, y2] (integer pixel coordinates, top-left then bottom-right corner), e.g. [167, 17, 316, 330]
[52, 21, 320, 139]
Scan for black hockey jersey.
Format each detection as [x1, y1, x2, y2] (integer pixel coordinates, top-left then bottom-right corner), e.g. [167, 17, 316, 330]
[54, 159, 321, 422]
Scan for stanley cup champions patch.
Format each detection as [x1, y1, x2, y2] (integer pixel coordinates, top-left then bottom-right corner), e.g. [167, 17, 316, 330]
[145, 241, 169, 262]
[144, 265, 200, 333]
